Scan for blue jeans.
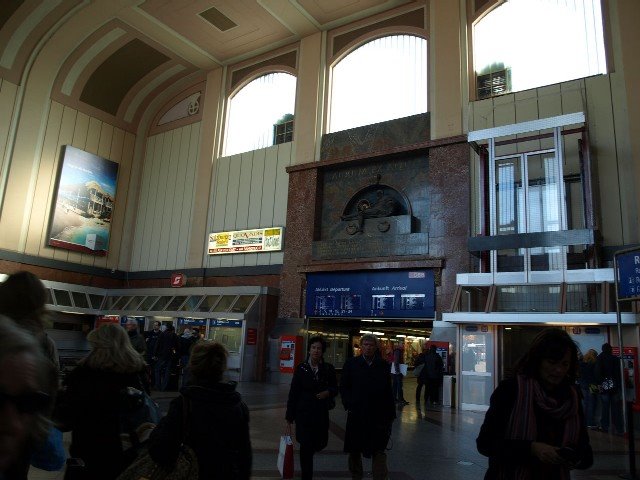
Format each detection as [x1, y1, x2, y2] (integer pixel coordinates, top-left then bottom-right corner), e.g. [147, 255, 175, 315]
[154, 358, 171, 391]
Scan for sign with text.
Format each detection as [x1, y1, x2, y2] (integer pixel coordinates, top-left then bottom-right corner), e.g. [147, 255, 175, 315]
[305, 270, 435, 318]
[208, 227, 283, 255]
[209, 319, 242, 328]
[616, 249, 640, 300]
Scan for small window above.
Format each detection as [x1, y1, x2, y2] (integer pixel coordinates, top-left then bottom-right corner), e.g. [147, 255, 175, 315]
[224, 72, 296, 156]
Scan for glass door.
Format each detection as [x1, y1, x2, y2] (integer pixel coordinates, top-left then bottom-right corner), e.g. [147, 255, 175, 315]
[459, 326, 495, 411]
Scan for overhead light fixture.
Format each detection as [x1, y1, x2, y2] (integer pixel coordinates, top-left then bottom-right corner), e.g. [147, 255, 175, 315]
[359, 330, 372, 334]
[396, 334, 406, 338]
[373, 331, 384, 336]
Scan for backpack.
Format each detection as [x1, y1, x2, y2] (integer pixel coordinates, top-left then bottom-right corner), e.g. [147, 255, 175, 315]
[116, 396, 198, 480]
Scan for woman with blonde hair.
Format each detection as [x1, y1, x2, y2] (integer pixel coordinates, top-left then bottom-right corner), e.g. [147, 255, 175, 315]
[55, 324, 149, 480]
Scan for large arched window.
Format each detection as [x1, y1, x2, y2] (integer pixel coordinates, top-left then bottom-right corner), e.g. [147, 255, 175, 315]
[224, 72, 296, 156]
[329, 34, 427, 133]
[473, 0, 606, 98]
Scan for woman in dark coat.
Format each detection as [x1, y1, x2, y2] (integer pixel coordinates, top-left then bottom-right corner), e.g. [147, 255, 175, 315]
[477, 328, 593, 480]
[55, 324, 148, 480]
[148, 341, 252, 479]
[286, 336, 338, 480]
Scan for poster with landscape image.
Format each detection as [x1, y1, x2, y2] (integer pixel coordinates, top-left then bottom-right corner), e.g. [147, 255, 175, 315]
[48, 145, 118, 256]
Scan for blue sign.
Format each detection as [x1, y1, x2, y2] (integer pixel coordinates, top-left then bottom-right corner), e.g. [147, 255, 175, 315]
[209, 319, 243, 328]
[177, 318, 207, 327]
[616, 250, 640, 300]
[305, 270, 435, 318]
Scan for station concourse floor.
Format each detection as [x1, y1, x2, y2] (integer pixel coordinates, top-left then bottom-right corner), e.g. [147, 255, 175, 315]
[29, 377, 637, 480]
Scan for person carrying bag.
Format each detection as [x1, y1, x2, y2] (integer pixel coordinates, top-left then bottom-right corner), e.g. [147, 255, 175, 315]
[285, 336, 338, 480]
[117, 395, 198, 480]
[277, 424, 294, 479]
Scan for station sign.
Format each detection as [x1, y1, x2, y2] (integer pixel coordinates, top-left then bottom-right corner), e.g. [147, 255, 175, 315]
[305, 269, 435, 318]
[616, 249, 640, 301]
[208, 227, 283, 255]
[209, 319, 242, 328]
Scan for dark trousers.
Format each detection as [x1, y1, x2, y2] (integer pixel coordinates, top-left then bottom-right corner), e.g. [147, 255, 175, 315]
[392, 374, 405, 401]
[416, 380, 425, 402]
[348, 451, 388, 480]
[425, 378, 440, 405]
[300, 443, 314, 480]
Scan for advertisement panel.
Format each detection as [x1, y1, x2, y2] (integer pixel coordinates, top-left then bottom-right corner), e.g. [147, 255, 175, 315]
[305, 270, 435, 318]
[208, 227, 283, 254]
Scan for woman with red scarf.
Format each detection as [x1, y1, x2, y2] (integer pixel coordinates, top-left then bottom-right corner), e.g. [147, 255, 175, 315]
[477, 329, 593, 479]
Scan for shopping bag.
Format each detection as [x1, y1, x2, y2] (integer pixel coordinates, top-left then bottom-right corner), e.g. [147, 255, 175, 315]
[277, 433, 294, 479]
[30, 426, 67, 471]
[412, 363, 424, 377]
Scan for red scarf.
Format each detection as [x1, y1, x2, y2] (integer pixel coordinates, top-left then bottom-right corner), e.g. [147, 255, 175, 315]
[502, 375, 581, 480]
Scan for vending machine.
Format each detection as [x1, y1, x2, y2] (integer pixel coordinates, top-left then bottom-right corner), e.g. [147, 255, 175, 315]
[612, 346, 640, 405]
[279, 335, 303, 373]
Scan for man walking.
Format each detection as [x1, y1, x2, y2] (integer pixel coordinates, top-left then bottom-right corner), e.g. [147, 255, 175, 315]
[340, 334, 396, 480]
[153, 324, 179, 391]
[423, 344, 444, 406]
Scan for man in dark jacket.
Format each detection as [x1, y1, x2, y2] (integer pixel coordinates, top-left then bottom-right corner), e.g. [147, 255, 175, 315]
[595, 343, 623, 433]
[124, 318, 146, 355]
[153, 325, 179, 391]
[340, 334, 396, 480]
[421, 345, 444, 406]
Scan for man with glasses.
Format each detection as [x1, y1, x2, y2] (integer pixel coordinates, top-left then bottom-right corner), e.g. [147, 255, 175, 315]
[340, 334, 396, 480]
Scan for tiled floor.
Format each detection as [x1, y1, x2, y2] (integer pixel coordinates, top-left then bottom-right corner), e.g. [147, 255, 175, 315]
[29, 379, 638, 479]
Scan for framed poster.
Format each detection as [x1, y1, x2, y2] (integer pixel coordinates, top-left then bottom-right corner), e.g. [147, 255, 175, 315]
[48, 145, 119, 256]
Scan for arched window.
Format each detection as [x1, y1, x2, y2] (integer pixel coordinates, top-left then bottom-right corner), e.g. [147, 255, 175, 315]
[224, 72, 296, 156]
[329, 34, 427, 133]
[473, 0, 606, 98]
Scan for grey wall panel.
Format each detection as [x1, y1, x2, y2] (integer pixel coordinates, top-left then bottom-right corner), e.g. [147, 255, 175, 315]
[131, 123, 201, 271]
[206, 143, 292, 269]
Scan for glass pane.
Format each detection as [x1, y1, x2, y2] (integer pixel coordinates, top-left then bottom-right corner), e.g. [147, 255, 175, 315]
[230, 295, 255, 313]
[473, 0, 606, 95]
[208, 325, 243, 352]
[460, 287, 491, 312]
[530, 246, 564, 272]
[495, 285, 560, 312]
[527, 152, 560, 233]
[150, 296, 173, 311]
[496, 249, 524, 273]
[567, 244, 589, 270]
[112, 296, 132, 310]
[139, 296, 159, 311]
[329, 35, 428, 132]
[213, 295, 236, 312]
[197, 295, 221, 312]
[566, 284, 602, 313]
[180, 296, 204, 312]
[166, 296, 188, 311]
[126, 296, 146, 310]
[71, 292, 89, 308]
[88, 294, 104, 309]
[53, 289, 72, 307]
[104, 296, 121, 309]
[460, 329, 494, 407]
[494, 156, 522, 235]
[225, 73, 296, 156]
[462, 331, 492, 373]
